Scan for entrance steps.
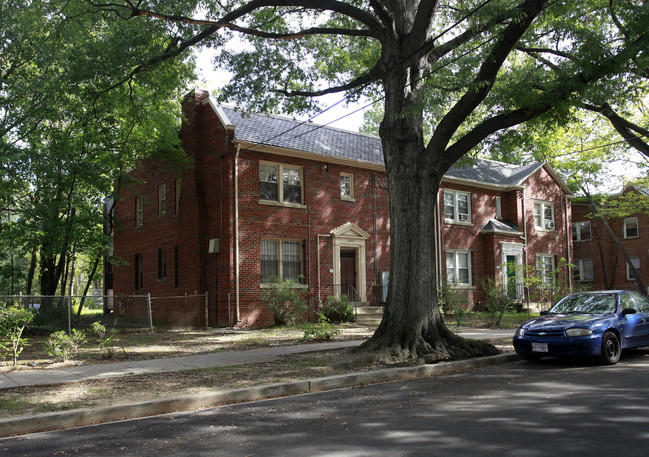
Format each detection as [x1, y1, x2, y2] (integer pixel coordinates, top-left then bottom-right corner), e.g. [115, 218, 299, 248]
[354, 303, 384, 326]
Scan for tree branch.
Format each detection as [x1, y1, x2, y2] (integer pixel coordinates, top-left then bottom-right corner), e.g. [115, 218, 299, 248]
[272, 63, 384, 97]
[581, 102, 649, 157]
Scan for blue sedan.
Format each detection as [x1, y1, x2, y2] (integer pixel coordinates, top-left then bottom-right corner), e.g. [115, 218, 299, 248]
[513, 290, 649, 365]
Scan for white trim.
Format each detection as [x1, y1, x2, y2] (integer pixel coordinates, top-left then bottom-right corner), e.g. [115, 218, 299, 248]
[331, 223, 370, 302]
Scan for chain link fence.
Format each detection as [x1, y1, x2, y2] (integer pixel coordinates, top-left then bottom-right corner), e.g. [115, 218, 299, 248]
[0, 293, 208, 332]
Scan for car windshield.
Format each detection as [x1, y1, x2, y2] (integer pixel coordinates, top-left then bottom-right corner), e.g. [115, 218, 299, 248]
[549, 293, 617, 314]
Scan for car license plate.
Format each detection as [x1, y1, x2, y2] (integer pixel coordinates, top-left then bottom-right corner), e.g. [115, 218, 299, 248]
[532, 343, 548, 353]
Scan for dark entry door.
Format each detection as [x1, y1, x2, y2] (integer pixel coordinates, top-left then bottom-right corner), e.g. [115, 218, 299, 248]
[340, 250, 357, 301]
[506, 255, 517, 300]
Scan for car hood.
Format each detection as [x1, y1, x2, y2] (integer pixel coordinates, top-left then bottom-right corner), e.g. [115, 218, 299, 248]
[520, 313, 614, 331]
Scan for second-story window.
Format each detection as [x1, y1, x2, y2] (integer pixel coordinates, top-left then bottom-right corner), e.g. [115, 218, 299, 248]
[572, 221, 592, 241]
[259, 162, 303, 205]
[158, 184, 166, 216]
[444, 191, 471, 223]
[340, 173, 354, 201]
[135, 196, 143, 228]
[624, 217, 639, 238]
[534, 201, 555, 230]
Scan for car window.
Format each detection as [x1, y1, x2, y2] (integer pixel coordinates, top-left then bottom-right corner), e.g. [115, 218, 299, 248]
[629, 291, 649, 312]
[620, 293, 639, 312]
[551, 293, 617, 314]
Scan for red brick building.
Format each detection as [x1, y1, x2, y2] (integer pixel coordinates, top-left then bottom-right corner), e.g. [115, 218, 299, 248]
[108, 89, 574, 326]
[572, 186, 649, 293]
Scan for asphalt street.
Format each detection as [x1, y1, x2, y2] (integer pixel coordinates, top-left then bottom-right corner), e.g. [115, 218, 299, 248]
[3, 349, 649, 456]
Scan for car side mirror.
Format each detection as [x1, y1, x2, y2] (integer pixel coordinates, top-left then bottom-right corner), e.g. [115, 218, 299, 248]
[622, 308, 637, 316]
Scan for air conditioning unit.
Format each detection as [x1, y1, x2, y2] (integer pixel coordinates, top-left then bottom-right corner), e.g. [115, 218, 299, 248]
[545, 221, 555, 229]
[458, 213, 469, 222]
[208, 238, 220, 253]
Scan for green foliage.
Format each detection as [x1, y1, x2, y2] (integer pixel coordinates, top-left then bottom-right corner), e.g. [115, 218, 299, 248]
[323, 295, 355, 323]
[302, 313, 341, 341]
[0, 306, 34, 365]
[45, 329, 86, 362]
[260, 278, 308, 326]
[438, 282, 469, 328]
[479, 277, 516, 327]
[522, 258, 581, 311]
[90, 321, 119, 359]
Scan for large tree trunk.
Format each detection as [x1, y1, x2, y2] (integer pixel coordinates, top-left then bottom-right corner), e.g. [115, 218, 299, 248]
[360, 50, 498, 362]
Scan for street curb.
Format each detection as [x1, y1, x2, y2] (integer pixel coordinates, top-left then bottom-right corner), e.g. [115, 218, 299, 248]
[0, 352, 520, 438]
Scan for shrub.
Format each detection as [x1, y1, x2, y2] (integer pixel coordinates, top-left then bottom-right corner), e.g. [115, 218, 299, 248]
[46, 329, 86, 362]
[0, 307, 34, 366]
[323, 295, 355, 323]
[438, 282, 469, 328]
[90, 322, 119, 359]
[303, 313, 342, 341]
[480, 276, 515, 327]
[260, 277, 308, 325]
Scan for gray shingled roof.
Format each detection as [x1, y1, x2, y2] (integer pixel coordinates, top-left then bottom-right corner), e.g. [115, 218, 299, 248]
[481, 219, 522, 235]
[445, 158, 544, 187]
[221, 106, 383, 165]
[219, 105, 546, 188]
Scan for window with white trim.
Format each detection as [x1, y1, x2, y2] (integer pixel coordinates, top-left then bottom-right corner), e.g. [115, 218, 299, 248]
[626, 257, 641, 281]
[260, 239, 303, 283]
[340, 173, 354, 200]
[624, 217, 639, 239]
[135, 196, 143, 228]
[446, 250, 472, 286]
[158, 184, 167, 216]
[174, 178, 182, 216]
[259, 162, 303, 205]
[534, 201, 555, 230]
[444, 191, 471, 223]
[495, 196, 502, 219]
[574, 259, 594, 282]
[572, 221, 592, 241]
[536, 254, 555, 286]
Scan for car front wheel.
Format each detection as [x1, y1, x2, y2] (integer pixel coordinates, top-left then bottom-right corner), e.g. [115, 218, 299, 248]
[600, 332, 621, 365]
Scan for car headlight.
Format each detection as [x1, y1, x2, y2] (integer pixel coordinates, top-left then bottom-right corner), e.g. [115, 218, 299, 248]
[565, 328, 593, 337]
[515, 327, 524, 337]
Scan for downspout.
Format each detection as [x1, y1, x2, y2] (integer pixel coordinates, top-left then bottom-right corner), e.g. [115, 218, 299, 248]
[373, 173, 378, 284]
[317, 234, 331, 306]
[521, 189, 529, 303]
[234, 143, 241, 323]
[564, 195, 572, 293]
[435, 189, 442, 296]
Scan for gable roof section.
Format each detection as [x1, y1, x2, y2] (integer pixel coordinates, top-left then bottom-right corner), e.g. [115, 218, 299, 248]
[218, 104, 383, 166]
[208, 101, 571, 194]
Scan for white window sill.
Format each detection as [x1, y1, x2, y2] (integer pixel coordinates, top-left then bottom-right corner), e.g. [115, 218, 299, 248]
[258, 200, 307, 210]
[259, 283, 308, 289]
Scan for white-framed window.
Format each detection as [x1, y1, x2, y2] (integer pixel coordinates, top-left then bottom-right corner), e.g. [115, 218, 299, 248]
[259, 162, 303, 205]
[446, 250, 472, 286]
[572, 221, 592, 241]
[534, 201, 555, 230]
[626, 257, 641, 281]
[444, 191, 471, 223]
[624, 217, 639, 239]
[574, 259, 594, 282]
[495, 196, 502, 219]
[536, 254, 555, 286]
[135, 196, 144, 228]
[174, 178, 182, 216]
[260, 239, 303, 283]
[158, 184, 167, 216]
[340, 173, 354, 201]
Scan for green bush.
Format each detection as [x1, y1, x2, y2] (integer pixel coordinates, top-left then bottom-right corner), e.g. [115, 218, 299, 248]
[480, 276, 515, 327]
[90, 322, 119, 359]
[46, 329, 86, 362]
[0, 307, 34, 366]
[260, 277, 308, 325]
[438, 282, 469, 328]
[303, 313, 342, 341]
[323, 295, 355, 323]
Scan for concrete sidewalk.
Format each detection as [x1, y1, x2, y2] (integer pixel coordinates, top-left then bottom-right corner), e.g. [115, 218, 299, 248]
[0, 328, 514, 390]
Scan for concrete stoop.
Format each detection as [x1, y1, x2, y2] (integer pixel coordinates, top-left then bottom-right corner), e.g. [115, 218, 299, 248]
[354, 303, 384, 325]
